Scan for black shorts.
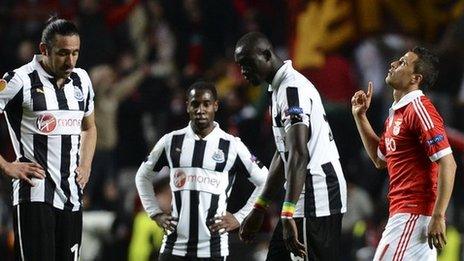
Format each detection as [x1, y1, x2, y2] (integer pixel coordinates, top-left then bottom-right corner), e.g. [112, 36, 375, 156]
[159, 252, 226, 261]
[266, 214, 342, 261]
[13, 202, 82, 261]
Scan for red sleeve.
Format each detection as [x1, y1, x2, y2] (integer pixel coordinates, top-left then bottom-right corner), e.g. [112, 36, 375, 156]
[410, 97, 452, 162]
[377, 131, 386, 161]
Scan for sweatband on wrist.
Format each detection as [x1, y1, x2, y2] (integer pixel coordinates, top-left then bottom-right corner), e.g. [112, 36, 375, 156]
[254, 196, 270, 211]
[281, 202, 296, 219]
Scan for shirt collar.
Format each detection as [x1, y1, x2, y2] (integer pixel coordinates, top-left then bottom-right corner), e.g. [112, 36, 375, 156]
[268, 60, 292, 92]
[32, 55, 72, 85]
[391, 90, 424, 110]
[187, 121, 221, 140]
[32, 55, 53, 78]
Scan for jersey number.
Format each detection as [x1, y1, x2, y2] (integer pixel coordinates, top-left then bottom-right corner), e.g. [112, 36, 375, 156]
[71, 243, 79, 261]
[385, 137, 396, 152]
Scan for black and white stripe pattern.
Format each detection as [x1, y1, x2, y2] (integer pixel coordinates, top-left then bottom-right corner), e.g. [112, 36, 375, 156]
[269, 60, 347, 217]
[0, 55, 94, 211]
[136, 123, 267, 258]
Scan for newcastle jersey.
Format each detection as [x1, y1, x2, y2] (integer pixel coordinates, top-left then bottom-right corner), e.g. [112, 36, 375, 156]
[135, 122, 267, 258]
[269, 60, 347, 217]
[0, 55, 95, 211]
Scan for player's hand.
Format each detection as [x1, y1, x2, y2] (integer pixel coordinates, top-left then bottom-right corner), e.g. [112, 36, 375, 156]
[75, 165, 91, 189]
[239, 208, 265, 243]
[152, 213, 178, 233]
[209, 212, 240, 234]
[1, 161, 46, 186]
[427, 215, 447, 250]
[282, 218, 306, 258]
[351, 81, 373, 116]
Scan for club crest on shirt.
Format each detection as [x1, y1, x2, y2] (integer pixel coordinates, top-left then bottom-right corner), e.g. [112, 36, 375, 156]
[212, 149, 225, 163]
[392, 119, 402, 135]
[74, 86, 84, 101]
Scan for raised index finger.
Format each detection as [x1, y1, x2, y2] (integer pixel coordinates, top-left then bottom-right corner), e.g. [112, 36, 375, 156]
[367, 81, 373, 98]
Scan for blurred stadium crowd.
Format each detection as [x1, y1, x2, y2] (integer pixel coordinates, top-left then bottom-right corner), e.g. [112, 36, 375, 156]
[1, 0, 464, 260]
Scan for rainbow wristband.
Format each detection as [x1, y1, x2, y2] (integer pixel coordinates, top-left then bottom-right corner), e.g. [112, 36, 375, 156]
[254, 196, 269, 211]
[281, 202, 296, 219]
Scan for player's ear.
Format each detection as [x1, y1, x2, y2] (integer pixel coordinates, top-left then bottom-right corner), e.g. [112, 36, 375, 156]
[39, 43, 48, 56]
[411, 73, 423, 86]
[263, 49, 272, 62]
[213, 100, 219, 112]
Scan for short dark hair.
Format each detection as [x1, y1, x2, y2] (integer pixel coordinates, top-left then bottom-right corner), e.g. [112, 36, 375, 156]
[412, 46, 439, 90]
[187, 81, 218, 101]
[236, 32, 269, 47]
[41, 16, 79, 50]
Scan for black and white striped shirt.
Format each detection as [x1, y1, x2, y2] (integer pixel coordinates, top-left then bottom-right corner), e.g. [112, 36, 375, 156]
[135, 122, 267, 258]
[269, 60, 347, 217]
[0, 55, 95, 211]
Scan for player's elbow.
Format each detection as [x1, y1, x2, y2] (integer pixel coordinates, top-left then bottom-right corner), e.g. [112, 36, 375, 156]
[373, 158, 386, 170]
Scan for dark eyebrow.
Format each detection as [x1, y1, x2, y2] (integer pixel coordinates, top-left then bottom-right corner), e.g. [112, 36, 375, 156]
[57, 48, 80, 53]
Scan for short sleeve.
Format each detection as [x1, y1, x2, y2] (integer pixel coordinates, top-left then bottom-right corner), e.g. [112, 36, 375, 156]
[278, 86, 311, 132]
[377, 131, 386, 161]
[80, 70, 95, 117]
[411, 98, 452, 162]
[0, 71, 23, 112]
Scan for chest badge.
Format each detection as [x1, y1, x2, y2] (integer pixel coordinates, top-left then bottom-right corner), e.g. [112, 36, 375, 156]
[392, 119, 402, 135]
[212, 149, 225, 163]
[74, 86, 84, 101]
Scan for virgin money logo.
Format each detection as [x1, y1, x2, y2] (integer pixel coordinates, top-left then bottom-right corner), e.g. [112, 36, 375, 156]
[36, 113, 57, 133]
[174, 170, 187, 188]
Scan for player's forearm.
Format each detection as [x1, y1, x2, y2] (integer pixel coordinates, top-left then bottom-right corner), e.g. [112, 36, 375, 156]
[135, 164, 163, 217]
[234, 182, 263, 223]
[79, 125, 97, 168]
[353, 113, 384, 168]
[284, 151, 307, 203]
[259, 151, 285, 201]
[0, 154, 10, 174]
[432, 155, 456, 217]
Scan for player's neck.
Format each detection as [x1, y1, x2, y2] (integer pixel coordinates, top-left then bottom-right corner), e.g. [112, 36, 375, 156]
[39, 60, 67, 88]
[266, 58, 284, 84]
[193, 124, 215, 139]
[393, 85, 420, 103]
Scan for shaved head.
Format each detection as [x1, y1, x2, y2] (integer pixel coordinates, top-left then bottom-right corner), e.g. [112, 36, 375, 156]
[234, 32, 282, 85]
[235, 32, 273, 55]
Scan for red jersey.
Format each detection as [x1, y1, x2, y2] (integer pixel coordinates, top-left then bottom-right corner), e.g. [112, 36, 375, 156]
[377, 90, 452, 216]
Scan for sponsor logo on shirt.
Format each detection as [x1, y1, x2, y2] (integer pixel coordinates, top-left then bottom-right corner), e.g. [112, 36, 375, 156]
[36, 113, 82, 133]
[174, 170, 187, 188]
[173, 170, 221, 189]
[212, 149, 225, 163]
[284, 106, 303, 116]
[0, 79, 6, 92]
[426, 134, 444, 146]
[36, 113, 57, 133]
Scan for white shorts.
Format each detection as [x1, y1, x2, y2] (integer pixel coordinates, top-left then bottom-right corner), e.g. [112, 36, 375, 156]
[373, 213, 437, 261]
